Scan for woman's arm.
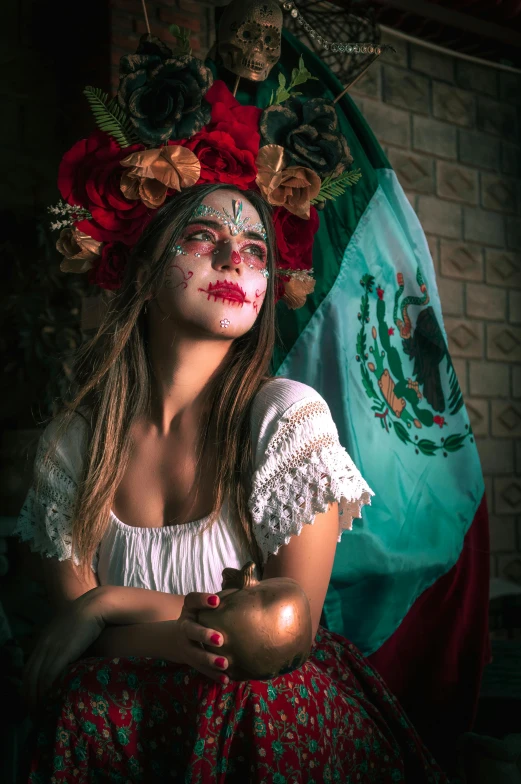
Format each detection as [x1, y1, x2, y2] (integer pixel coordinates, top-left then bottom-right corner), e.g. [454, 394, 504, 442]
[261, 502, 339, 639]
[82, 585, 187, 658]
[25, 566, 229, 704]
[40, 557, 188, 659]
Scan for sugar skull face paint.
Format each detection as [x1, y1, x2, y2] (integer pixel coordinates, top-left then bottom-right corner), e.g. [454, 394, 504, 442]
[152, 190, 269, 338]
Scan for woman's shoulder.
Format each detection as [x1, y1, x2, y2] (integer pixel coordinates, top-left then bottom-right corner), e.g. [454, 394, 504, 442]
[37, 409, 91, 481]
[251, 377, 329, 451]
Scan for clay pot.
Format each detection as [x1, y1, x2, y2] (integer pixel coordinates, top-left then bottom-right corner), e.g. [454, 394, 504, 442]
[197, 561, 313, 681]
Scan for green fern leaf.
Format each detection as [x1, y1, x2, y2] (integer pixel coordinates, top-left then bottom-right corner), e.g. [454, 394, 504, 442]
[83, 87, 139, 148]
[312, 168, 363, 204]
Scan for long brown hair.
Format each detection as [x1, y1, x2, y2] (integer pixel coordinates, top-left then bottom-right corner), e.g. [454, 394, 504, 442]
[54, 183, 277, 577]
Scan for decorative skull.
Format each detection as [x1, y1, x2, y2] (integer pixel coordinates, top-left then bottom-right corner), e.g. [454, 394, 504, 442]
[218, 0, 283, 82]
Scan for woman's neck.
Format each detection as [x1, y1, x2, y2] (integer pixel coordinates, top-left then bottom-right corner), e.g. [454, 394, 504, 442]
[146, 306, 233, 435]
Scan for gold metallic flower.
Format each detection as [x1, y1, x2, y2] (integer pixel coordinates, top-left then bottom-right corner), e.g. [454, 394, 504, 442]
[282, 273, 316, 309]
[255, 144, 321, 219]
[56, 227, 102, 273]
[120, 145, 201, 209]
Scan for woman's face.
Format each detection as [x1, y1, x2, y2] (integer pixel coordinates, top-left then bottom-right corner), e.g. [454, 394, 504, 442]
[152, 190, 269, 338]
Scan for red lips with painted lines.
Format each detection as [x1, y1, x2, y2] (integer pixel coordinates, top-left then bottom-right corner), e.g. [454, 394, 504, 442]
[198, 280, 251, 305]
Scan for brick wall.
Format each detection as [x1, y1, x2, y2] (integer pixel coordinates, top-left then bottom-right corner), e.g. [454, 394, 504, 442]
[109, 0, 215, 94]
[351, 31, 521, 582]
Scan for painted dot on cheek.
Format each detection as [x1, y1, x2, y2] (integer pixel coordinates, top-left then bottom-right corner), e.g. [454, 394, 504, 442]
[232, 251, 241, 265]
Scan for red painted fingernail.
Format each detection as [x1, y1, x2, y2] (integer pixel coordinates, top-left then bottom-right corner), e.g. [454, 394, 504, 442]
[210, 633, 221, 645]
[215, 657, 226, 669]
[220, 674, 229, 685]
[207, 596, 218, 606]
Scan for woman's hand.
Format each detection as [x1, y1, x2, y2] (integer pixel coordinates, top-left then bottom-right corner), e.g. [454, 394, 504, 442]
[22, 588, 106, 708]
[174, 592, 229, 685]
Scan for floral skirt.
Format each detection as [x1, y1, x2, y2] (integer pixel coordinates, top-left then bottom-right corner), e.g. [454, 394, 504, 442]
[26, 627, 448, 783]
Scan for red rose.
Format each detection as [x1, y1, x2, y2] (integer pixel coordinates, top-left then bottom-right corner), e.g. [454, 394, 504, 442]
[205, 80, 262, 157]
[88, 242, 129, 290]
[273, 206, 319, 270]
[182, 130, 257, 189]
[58, 131, 150, 246]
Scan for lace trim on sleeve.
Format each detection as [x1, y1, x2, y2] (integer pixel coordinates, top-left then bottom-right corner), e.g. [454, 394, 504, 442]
[14, 444, 78, 564]
[249, 398, 374, 565]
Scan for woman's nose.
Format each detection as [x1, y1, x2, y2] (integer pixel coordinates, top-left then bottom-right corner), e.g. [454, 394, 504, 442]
[213, 243, 245, 272]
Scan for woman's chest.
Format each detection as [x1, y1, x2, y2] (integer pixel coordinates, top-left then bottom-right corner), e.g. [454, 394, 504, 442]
[113, 425, 218, 528]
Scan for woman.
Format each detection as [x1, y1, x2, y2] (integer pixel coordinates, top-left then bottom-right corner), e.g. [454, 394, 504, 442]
[16, 183, 447, 782]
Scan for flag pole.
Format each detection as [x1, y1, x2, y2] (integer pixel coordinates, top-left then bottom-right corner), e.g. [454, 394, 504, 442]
[333, 52, 381, 105]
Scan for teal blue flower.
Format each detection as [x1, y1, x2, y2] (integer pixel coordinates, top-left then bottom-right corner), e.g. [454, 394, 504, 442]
[217, 758, 228, 773]
[391, 770, 403, 782]
[314, 649, 327, 661]
[297, 708, 308, 726]
[259, 697, 269, 713]
[131, 705, 144, 722]
[129, 758, 141, 775]
[205, 706, 213, 719]
[54, 756, 65, 771]
[236, 708, 245, 721]
[70, 677, 82, 690]
[267, 683, 278, 701]
[299, 685, 309, 699]
[36, 732, 48, 747]
[194, 738, 205, 757]
[273, 774, 286, 784]
[127, 673, 138, 688]
[311, 677, 320, 693]
[308, 739, 318, 753]
[76, 743, 87, 762]
[151, 705, 167, 721]
[92, 697, 109, 717]
[226, 723, 234, 739]
[317, 714, 325, 729]
[117, 726, 131, 746]
[82, 721, 97, 736]
[254, 718, 267, 737]
[96, 668, 110, 686]
[272, 739, 284, 758]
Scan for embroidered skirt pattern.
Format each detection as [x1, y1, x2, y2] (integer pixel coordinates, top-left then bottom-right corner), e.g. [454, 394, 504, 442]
[26, 627, 448, 783]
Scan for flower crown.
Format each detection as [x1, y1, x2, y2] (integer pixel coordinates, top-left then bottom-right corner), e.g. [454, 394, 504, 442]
[51, 34, 361, 309]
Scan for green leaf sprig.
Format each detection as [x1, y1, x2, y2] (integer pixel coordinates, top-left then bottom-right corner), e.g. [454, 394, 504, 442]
[269, 56, 319, 106]
[311, 168, 363, 204]
[84, 87, 140, 148]
[169, 24, 192, 55]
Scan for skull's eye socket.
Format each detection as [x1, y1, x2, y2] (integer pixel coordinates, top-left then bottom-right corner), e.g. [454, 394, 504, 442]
[265, 34, 272, 44]
[242, 29, 252, 40]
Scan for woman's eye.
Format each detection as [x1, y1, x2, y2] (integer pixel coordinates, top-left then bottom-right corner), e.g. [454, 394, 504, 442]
[244, 245, 265, 259]
[190, 231, 214, 241]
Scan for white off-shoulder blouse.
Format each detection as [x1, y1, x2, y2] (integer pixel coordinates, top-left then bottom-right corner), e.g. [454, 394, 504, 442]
[14, 378, 374, 596]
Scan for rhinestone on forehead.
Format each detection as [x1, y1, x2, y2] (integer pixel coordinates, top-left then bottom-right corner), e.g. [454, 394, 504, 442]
[191, 199, 267, 241]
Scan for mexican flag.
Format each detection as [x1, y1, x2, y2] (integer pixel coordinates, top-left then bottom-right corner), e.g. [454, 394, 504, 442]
[210, 27, 490, 765]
